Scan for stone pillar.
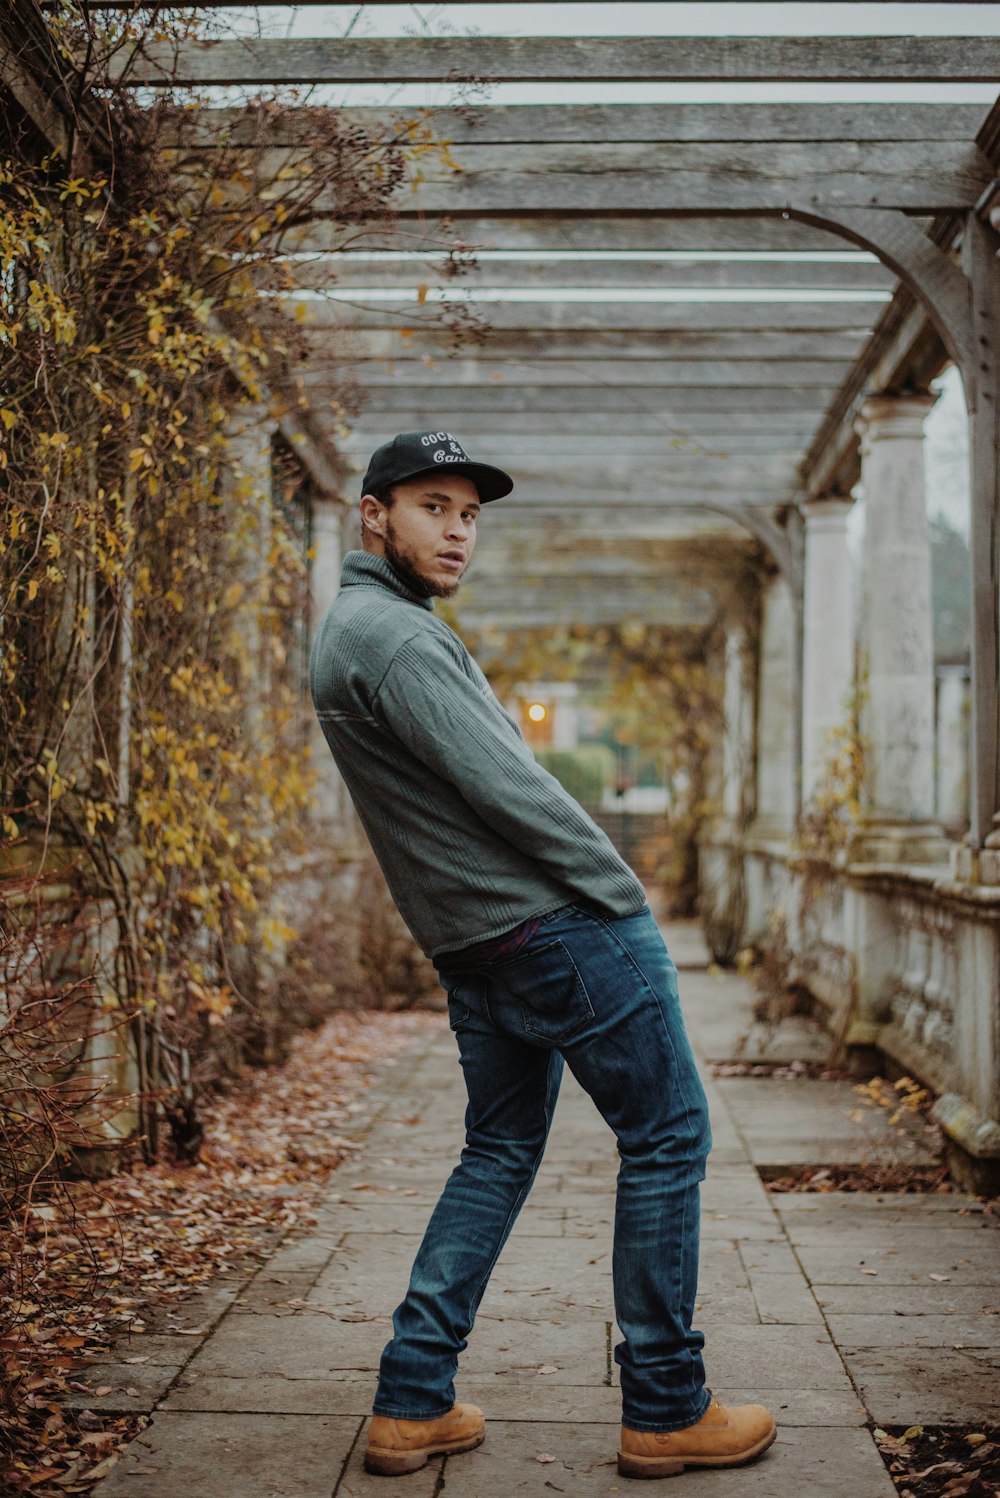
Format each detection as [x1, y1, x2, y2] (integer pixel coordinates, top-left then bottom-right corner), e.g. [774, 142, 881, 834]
[936, 665, 970, 832]
[722, 622, 753, 826]
[223, 404, 279, 741]
[752, 573, 796, 839]
[854, 393, 947, 863]
[801, 493, 855, 803]
[309, 496, 350, 827]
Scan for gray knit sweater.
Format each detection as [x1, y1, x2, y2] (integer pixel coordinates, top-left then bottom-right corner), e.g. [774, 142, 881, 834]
[308, 551, 647, 959]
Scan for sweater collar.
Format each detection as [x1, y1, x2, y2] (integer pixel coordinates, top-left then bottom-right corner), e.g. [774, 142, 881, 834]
[339, 550, 435, 612]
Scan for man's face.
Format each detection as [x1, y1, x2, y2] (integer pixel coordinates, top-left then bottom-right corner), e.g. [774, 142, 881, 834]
[363, 474, 480, 598]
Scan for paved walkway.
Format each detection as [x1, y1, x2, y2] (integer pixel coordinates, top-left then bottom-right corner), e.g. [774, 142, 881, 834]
[88, 923, 999, 1496]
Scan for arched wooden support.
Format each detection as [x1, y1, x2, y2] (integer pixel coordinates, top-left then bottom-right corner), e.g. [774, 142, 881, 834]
[963, 214, 1000, 853]
[784, 206, 975, 374]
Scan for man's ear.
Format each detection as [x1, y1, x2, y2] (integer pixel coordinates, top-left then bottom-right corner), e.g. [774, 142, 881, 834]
[360, 493, 387, 539]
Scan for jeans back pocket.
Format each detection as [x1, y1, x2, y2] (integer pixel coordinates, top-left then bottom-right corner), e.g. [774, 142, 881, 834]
[487, 939, 595, 1045]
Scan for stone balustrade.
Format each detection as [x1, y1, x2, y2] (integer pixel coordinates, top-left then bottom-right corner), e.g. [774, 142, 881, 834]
[699, 821, 1000, 1193]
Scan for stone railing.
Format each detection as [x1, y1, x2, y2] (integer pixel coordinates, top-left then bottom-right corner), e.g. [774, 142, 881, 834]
[698, 822, 1000, 1193]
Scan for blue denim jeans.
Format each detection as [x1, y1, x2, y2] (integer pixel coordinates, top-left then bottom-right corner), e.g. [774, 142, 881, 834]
[371, 902, 713, 1433]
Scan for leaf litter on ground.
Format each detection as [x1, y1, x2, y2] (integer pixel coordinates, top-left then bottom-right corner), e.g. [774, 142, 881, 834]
[1, 1009, 438, 1498]
[874, 1424, 1000, 1497]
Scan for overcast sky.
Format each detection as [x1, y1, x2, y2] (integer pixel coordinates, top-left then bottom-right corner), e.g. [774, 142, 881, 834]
[213, 3, 1000, 103]
[242, 4, 1000, 38]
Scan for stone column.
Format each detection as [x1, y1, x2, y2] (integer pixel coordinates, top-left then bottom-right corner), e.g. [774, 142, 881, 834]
[854, 393, 947, 863]
[936, 665, 970, 832]
[223, 404, 279, 741]
[722, 623, 752, 825]
[801, 493, 855, 804]
[752, 573, 796, 839]
[309, 496, 350, 827]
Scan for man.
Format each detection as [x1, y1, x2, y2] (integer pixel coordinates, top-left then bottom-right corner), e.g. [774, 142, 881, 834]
[308, 431, 776, 1480]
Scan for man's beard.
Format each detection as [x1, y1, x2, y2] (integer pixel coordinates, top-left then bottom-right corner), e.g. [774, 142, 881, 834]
[383, 517, 464, 599]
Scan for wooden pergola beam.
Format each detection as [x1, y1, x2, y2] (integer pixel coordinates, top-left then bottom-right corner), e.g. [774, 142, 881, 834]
[305, 359, 851, 390]
[334, 435, 810, 463]
[114, 36, 1000, 86]
[164, 102, 990, 148]
[285, 259, 896, 294]
[321, 329, 867, 363]
[278, 217, 863, 256]
[331, 384, 844, 414]
[294, 300, 884, 333]
[379, 493, 796, 513]
[205, 140, 990, 214]
[0, 37, 70, 156]
[322, 410, 820, 437]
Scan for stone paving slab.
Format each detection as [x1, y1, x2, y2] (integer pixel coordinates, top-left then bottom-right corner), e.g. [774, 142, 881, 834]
[161, 1376, 869, 1428]
[92, 920, 992, 1496]
[660, 920, 712, 970]
[695, 1325, 855, 1391]
[181, 1305, 611, 1383]
[435, 1420, 895, 1498]
[680, 969, 834, 1066]
[773, 1192, 993, 1221]
[745, 1270, 826, 1325]
[814, 1284, 1000, 1315]
[94, 1412, 362, 1498]
[844, 1346, 1000, 1426]
[60, 1361, 186, 1414]
[825, 1313, 1000, 1347]
[711, 1076, 937, 1168]
[791, 1233, 1000, 1286]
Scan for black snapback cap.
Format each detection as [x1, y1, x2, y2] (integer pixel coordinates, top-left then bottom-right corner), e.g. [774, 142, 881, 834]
[360, 430, 513, 503]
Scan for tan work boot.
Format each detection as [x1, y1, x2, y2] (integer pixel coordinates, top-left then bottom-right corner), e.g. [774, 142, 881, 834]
[364, 1402, 486, 1475]
[618, 1396, 776, 1479]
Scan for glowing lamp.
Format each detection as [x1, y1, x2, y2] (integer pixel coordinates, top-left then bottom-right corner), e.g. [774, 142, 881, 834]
[527, 702, 547, 723]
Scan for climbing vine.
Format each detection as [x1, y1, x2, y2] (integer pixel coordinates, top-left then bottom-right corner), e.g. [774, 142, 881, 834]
[0, 1, 465, 1180]
[796, 660, 870, 861]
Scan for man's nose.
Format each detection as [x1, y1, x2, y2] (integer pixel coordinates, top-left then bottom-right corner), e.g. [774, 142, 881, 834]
[445, 514, 472, 540]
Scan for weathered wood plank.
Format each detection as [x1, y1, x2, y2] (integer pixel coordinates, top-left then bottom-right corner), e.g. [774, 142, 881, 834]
[114, 36, 1000, 86]
[459, 484, 793, 504]
[327, 328, 866, 362]
[804, 301, 944, 498]
[335, 384, 829, 413]
[456, 596, 722, 629]
[295, 299, 883, 332]
[422, 456, 803, 489]
[279, 216, 860, 255]
[161, 103, 989, 148]
[202, 139, 991, 213]
[963, 214, 1000, 847]
[306, 357, 849, 389]
[0, 37, 71, 156]
[470, 554, 752, 582]
[320, 410, 820, 437]
[285, 257, 895, 293]
[334, 432, 809, 459]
